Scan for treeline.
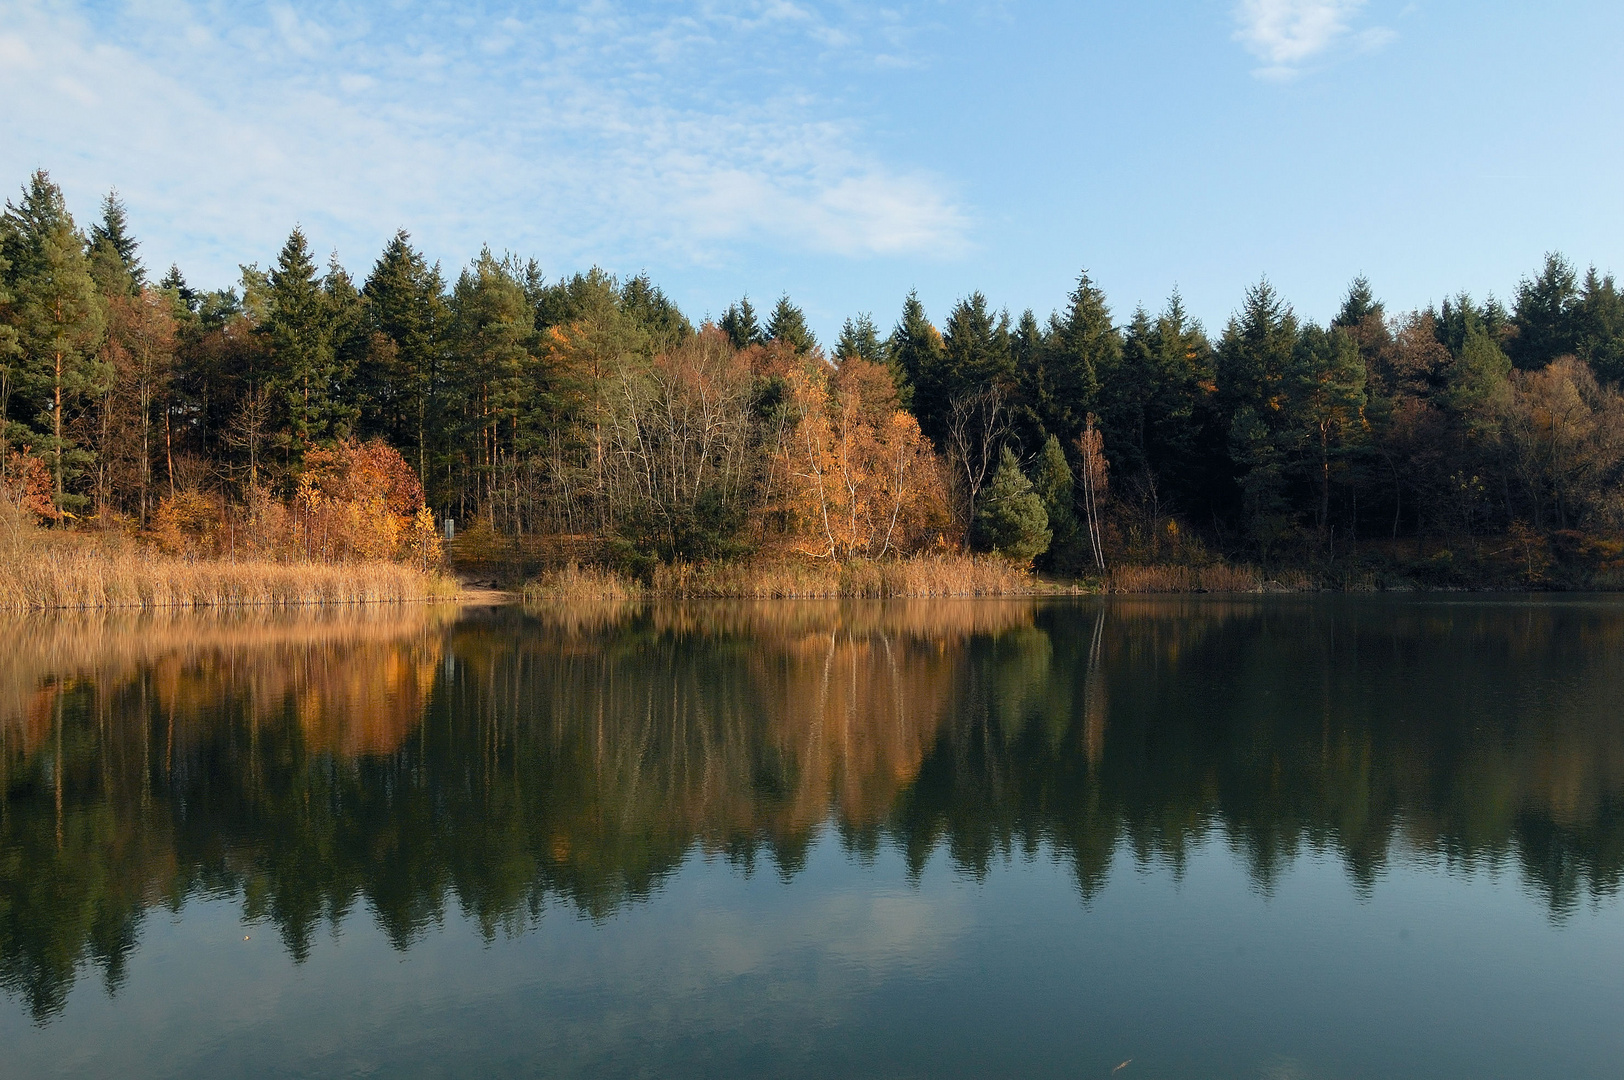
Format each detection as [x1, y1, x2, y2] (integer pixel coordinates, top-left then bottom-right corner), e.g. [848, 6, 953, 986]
[3, 168, 1622, 576]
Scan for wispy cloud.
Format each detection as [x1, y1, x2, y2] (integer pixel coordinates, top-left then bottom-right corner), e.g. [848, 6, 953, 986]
[1233, 0, 1390, 79]
[0, 1, 967, 286]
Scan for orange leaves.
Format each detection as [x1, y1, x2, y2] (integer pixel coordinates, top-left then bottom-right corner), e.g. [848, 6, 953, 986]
[777, 356, 947, 560]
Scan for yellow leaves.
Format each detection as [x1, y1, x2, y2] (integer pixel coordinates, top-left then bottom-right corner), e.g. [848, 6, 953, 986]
[777, 358, 947, 560]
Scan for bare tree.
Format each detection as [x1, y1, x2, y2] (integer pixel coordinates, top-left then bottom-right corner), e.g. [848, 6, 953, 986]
[944, 385, 1007, 546]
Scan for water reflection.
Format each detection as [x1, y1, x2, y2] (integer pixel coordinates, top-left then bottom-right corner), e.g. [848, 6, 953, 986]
[1, 596, 1622, 1022]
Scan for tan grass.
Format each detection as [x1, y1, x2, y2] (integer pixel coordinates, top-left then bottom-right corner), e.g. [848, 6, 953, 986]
[1197, 562, 1265, 592]
[0, 545, 455, 611]
[524, 553, 1046, 602]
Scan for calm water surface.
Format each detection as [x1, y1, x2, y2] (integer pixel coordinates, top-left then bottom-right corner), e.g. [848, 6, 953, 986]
[0, 596, 1621, 1079]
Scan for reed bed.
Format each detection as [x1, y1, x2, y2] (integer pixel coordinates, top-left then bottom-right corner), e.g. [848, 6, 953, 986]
[0, 546, 456, 611]
[1105, 562, 1289, 593]
[524, 553, 1048, 602]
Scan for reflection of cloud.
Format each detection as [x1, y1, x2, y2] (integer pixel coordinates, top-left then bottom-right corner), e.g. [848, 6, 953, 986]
[1232, 0, 1391, 80]
[0, 1, 967, 284]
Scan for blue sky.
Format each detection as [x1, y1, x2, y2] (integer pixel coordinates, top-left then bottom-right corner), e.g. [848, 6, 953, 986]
[3, 1, 1622, 342]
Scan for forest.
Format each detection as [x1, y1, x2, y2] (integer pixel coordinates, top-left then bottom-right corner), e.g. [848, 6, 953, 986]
[4, 167, 1623, 585]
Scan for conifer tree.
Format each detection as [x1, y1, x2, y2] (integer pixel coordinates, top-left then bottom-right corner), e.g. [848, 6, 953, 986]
[1031, 433, 1078, 569]
[1510, 252, 1579, 370]
[886, 290, 939, 417]
[971, 446, 1050, 565]
[1575, 266, 1624, 384]
[766, 295, 816, 354]
[361, 230, 445, 478]
[88, 190, 144, 296]
[260, 227, 338, 462]
[1038, 271, 1116, 445]
[619, 272, 691, 350]
[0, 170, 109, 513]
[720, 296, 762, 350]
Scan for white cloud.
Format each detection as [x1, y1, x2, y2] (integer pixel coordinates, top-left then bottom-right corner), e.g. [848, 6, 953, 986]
[1233, 0, 1390, 79]
[0, 1, 967, 286]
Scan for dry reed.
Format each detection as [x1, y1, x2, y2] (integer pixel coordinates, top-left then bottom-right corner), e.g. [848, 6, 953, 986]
[0, 545, 456, 611]
[525, 553, 1047, 602]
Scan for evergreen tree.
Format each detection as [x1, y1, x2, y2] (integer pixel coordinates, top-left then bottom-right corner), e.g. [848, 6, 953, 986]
[766, 295, 816, 354]
[720, 296, 763, 350]
[1291, 324, 1367, 537]
[449, 250, 538, 514]
[361, 230, 446, 478]
[1031, 433, 1078, 569]
[971, 446, 1050, 564]
[834, 313, 883, 364]
[1574, 266, 1624, 384]
[88, 190, 144, 296]
[619, 272, 691, 350]
[158, 264, 198, 316]
[886, 290, 940, 417]
[1034, 270, 1115, 446]
[1217, 279, 1299, 543]
[0, 170, 109, 513]
[1509, 252, 1580, 370]
[926, 292, 1012, 440]
[259, 227, 339, 462]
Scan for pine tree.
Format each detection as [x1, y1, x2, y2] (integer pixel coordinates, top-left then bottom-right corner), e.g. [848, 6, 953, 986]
[766, 295, 816, 354]
[720, 296, 762, 350]
[927, 292, 1012, 441]
[1217, 279, 1299, 546]
[1, 170, 109, 514]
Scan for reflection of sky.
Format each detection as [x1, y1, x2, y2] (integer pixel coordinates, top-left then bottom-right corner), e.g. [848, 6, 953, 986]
[5, 833, 1621, 1080]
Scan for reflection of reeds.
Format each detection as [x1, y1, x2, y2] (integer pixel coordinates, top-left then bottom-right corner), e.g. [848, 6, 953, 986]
[0, 547, 455, 611]
[0, 606, 458, 753]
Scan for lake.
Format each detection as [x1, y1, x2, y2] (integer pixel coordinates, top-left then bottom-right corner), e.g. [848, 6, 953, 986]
[0, 596, 1621, 1079]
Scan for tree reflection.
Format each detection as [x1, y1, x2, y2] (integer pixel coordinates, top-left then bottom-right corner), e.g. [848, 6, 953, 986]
[2, 597, 1622, 1020]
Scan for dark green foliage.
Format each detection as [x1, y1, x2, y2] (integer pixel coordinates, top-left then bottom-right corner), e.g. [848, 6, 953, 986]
[260, 227, 348, 458]
[0, 170, 109, 510]
[1575, 267, 1624, 384]
[359, 230, 445, 475]
[88, 190, 144, 296]
[972, 446, 1051, 564]
[886, 290, 939, 419]
[619, 272, 692, 350]
[1509, 252, 1580, 370]
[1028, 270, 1114, 447]
[766, 295, 816, 354]
[1031, 434, 1079, 569]
[721, 296, 763, 350]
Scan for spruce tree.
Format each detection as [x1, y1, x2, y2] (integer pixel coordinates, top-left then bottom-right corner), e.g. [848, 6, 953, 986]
[1031, 433, 1078, 569]
[886, 290, 939, 417]
[260, 227, 337, 461]
[88, 190, 144, 295]
[1510, 252, 1579, 370]
[766, 295, 816, 354]
[720, 296, 762, 350]
[1035, 270, 1115, 445]
[971, 446, 1051, 565]
[619, 273, 691, 350]
[361, 230, 446, 476]
[1575, 266, 1624, 384]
